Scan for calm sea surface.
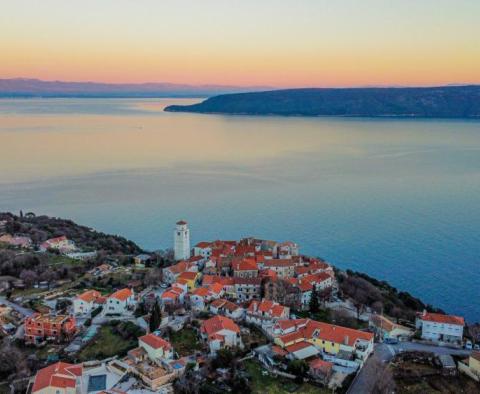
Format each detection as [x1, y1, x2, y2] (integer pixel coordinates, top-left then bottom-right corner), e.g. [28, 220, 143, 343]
[1, 98, 479, 322]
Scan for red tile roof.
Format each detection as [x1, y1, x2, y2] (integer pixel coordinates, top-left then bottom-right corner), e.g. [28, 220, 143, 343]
[178, 271, 198, 281]
[419, 312, 464, 326]
[77, 290, 101, 303]
[285, 341, 315, 353]
[264, 259, 295, 268]
[195, 242, 211, 248]
[304, 320, 374, 347]
[109, 288, 133, 301]
[140, 334, 172, 350]
[192, 287, 209, 297]
[233, 258, 258, 272]
[32, 362, 82, 393]
[201, 315, 240, 337]
[208, 282, 224, 295]
[309, 358, 333, 371]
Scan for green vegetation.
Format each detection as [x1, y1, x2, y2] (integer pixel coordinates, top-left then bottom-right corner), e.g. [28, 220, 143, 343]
[149, 300, 162, 332]
[168, 327, 202, 356]
[165, 86, 480, 119]
[78, 321, 144, 361]
[244, 360, 327, 394]
[339, 270, 444, 322]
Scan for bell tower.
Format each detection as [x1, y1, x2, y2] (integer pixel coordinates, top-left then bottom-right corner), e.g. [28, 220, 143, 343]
[174, 220, 191, 261]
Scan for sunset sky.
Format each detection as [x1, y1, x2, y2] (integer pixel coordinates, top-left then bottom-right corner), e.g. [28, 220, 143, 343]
[1, 0, 479, 87]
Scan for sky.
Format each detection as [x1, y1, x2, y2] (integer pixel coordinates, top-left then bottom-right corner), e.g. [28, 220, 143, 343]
[1, 0, 479, 88]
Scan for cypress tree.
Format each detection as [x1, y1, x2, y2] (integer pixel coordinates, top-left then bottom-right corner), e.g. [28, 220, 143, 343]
[309, 284, 319, 313]
[149, 300, 162, 332]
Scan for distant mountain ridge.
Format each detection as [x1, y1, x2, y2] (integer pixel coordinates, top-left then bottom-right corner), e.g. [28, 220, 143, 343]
[0, 78, 271, 98]
[164, 86, 480, 118]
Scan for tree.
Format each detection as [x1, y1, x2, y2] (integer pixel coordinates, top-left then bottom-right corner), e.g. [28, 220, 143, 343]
[287, 359, 308, 383]
[149, 300, 162, 332]
[309, 285, 319, 313]
[19, 269, 37, 287]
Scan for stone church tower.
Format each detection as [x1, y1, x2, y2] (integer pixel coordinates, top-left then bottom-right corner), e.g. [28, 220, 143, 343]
[174, 220, 191, 261]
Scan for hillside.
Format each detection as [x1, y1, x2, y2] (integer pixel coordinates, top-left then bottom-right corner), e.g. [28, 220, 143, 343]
[0, 78, 270, 98]
[0, 212, 143, 255]
[164, 85, 480, 118]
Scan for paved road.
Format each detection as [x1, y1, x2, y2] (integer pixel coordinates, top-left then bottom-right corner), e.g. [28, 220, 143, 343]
[347, 341, 471, 393]
[0, 296, 34, 317]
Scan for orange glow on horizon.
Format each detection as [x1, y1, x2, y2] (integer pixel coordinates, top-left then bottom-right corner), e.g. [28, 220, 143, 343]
[1, 0, 479, 88]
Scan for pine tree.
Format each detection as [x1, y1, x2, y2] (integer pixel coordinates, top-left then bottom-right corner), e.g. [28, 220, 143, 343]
[149, 300, 162, 332]
[309, 284, 319, 313]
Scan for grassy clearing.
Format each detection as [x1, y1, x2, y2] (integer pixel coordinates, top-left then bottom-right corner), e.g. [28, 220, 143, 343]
[244, 360, 328, 394]
[169, 328, 203, 356]
[78, 325, 137, 361]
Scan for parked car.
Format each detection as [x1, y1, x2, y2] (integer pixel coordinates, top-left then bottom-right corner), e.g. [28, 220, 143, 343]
[384, 338, 399, 345]
[465, 340, 473, 350]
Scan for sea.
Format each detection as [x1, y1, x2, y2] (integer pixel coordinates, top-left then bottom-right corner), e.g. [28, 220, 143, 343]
[0, 98, 479, 322]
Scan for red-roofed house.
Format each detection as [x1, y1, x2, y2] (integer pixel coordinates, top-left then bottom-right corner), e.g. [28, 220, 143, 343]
[416, 310, 464, 344]
[177, 271, 200, 291]
[274, 319, 374, 365]
[309, 358, 333, 383]
[209, 299, 245, 320]
[139, 333, 173, 360]
[233, 258, 258, 278]
[40, 236, 76, 254]
[246, 299, 290, 326]
[264, 259, 295, 278]
[105, 288, 135, 315]
[297, 272, 333, 308]
[200, 315, 242, 354]
[275, 241, 299, 259]
[285, 340, 319, 360]
[193, 242, 212, 259]
[162, 261, 197, 284]
[73, 290, 102, 315]
[234, 277, 262, 302]
[24, 314, 77, 345]
[32, 362, 82, 394]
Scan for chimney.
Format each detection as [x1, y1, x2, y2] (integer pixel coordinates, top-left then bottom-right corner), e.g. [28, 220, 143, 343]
[344, 335, 349, 345]
[422, 309, 427, 317]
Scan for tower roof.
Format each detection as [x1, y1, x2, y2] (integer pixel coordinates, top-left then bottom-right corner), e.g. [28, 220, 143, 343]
[176, 220, 188, 225]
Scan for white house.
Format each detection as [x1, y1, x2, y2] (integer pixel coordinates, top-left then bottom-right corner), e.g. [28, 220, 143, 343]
[200, 315, 242, 354]
[162, 261, 197, 285]
[73, 290, 102, 315]
[369, 314, 413, 340]
[40, 236, 76, 253]
[193, 242, 212, 259]
[209, 299, 245, 320]
[246, 299, 290, 326]
[105, 288, 135, 315]
[416, 311, 464, 344]
[139, 333, 173, 360]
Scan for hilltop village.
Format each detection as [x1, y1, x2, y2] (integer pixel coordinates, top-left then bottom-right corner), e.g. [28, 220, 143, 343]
[0, 213, 479, 394]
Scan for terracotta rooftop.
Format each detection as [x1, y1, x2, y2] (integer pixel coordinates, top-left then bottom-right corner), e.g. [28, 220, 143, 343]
[32, 362, 82, 393]
[109, 288, 133, 301]
[419, 312, 464, 326]
[201, 315, 240, 337]
[140, 334, 172, 350]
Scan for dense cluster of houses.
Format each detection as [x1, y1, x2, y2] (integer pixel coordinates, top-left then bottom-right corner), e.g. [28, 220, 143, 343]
[13, 221, 475, 393]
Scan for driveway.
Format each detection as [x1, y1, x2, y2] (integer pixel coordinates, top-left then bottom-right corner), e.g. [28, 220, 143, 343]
[0, 295, 34, 317]
[347, 341, 471, 393]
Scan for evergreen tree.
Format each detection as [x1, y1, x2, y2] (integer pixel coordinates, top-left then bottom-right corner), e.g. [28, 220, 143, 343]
[149, 300, 162, 332]
[309, 284, 319, 313]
